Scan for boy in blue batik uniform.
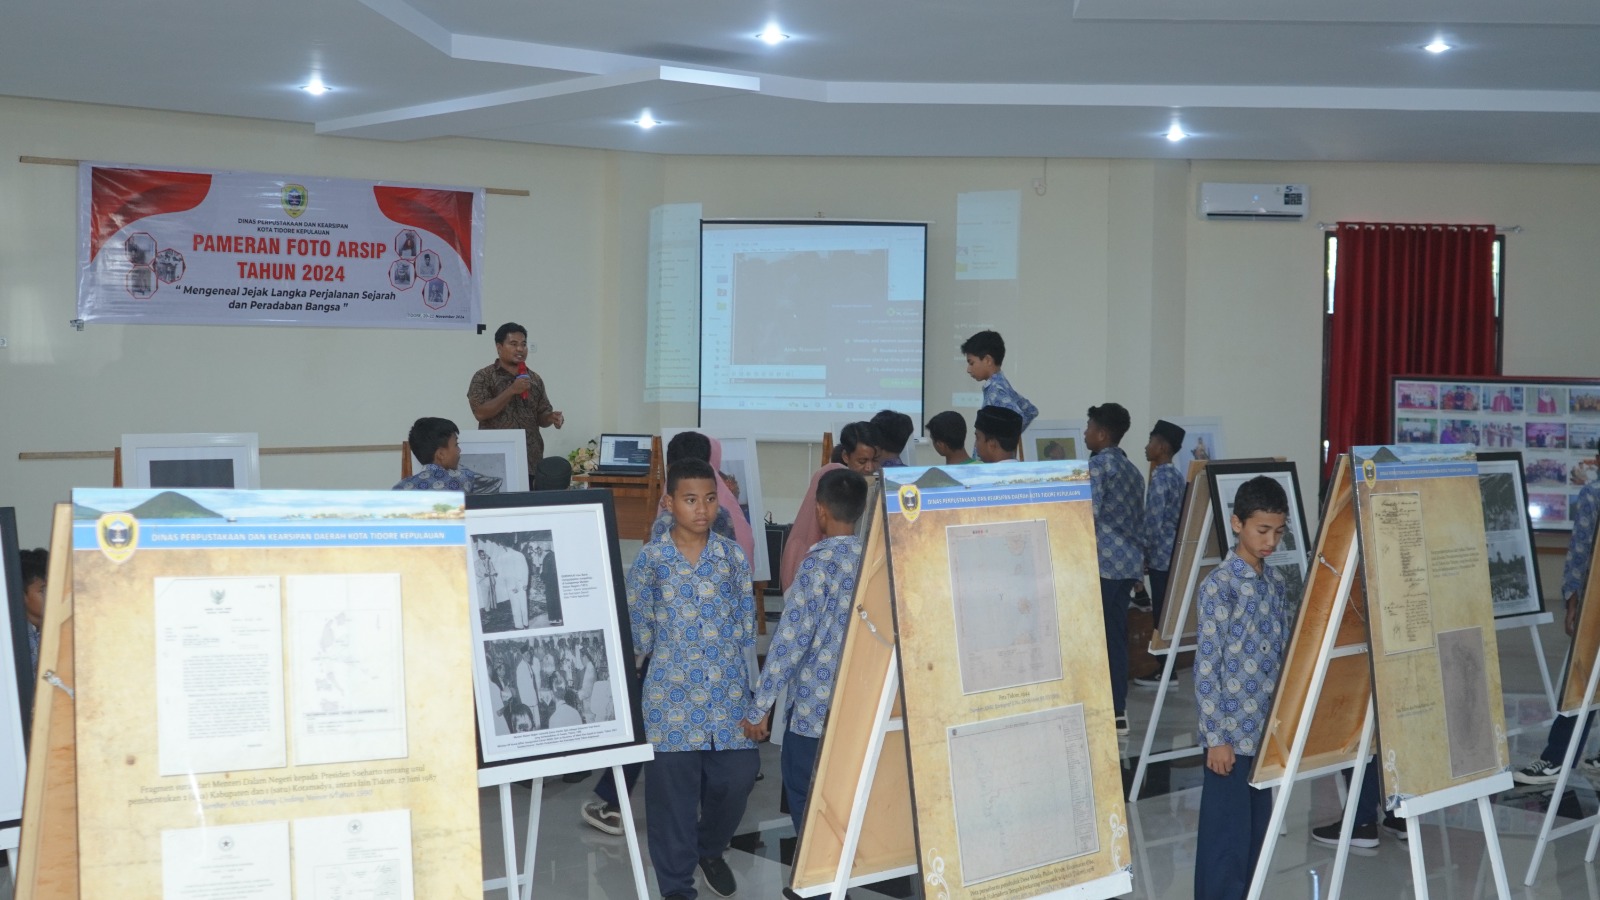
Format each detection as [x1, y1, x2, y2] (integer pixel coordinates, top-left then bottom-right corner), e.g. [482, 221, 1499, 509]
[628, 458, 759, 900]
[393, 417, 495, 493]
[1193, 476, 1295, 900]
[1085, 402, 1146, 733]
[1139, 419, 1188, 651]
[962, 330, 1038, 431]
[743, 468, 869, 834]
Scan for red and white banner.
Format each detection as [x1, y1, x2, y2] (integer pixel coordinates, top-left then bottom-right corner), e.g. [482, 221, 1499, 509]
[77, 163, 484, 330]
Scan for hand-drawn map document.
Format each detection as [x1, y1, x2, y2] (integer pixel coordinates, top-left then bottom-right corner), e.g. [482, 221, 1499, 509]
[1438, 626, 1498, 779]
[160, 819, 291, 900]
[287, 574, 408, 766]
[946, 520, 1064, 694]
[292, 808, 415, 900]
[947, 704, 1097, 885]
[155, 576, 286, 776]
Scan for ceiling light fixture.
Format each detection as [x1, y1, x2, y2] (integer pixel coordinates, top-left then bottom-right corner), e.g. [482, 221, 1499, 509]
[757, 23, 789, 45]
[301, 76, 331, 96]
[1165, 123, 1186, 142]
[635, 112, 659, 130]
[1424, 39, 1451, 54]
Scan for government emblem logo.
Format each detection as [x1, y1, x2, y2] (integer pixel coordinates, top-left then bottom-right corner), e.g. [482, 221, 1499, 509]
[281, 183, 308, 218]
[897, 484, 921, 523]
[96, 512, 139, 563]
[1361, 457, 1377, 486]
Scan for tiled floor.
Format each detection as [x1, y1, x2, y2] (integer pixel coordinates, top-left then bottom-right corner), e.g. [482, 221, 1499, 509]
[470, 613, 1600, 899]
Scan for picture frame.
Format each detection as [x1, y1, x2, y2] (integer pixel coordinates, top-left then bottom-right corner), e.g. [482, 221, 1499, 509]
[465, 490, 647, 779]
[1168, 416, 1225, 474]
[458, 429, 530, 493]
[0, 509, 34, 848]
[660, 429, 772, 582]
[1476, 452, 1546, 619]
[1204, 460, 1312, 606]
[120, 432, 260, 490]
[1026, 420, 1087, 463]
[1391, 374, 1600, 530]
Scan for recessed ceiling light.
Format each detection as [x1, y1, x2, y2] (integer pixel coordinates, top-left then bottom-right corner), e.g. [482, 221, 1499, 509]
[1424, 39, 1451, 54]
[635, 112, 659, 130]
[301, 76, 331, 96]
[1165, 123, 1186, 142]
[757, 23, 789, 45]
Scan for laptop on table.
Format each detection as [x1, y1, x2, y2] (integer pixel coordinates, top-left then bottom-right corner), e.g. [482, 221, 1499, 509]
[594, 434, 654, 476]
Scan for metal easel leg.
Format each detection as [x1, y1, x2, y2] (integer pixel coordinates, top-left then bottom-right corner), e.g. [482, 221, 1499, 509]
[613, 764, 652, 900]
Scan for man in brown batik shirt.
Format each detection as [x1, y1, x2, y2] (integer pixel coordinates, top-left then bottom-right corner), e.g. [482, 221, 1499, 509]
[467, 322, 564, 481]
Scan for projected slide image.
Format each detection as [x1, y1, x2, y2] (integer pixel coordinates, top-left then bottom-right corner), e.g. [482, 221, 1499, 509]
[731, 250, 890, 365]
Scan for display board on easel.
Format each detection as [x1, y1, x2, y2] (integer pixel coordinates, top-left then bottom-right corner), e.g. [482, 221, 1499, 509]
[882, 461, 1131, 899]
[1350, 444, 1511, 806]
[0, 509, 33, 851]
[1149, 460, 1217, 654]
[70, 488, 483, 899]
[787, 484, 916, 899]
[15, 505, 78, 899]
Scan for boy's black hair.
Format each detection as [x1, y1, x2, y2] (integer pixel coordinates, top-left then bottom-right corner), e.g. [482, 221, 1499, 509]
[1233, 475, 1290, 523]
[666, 431, 713, 466]
[870, 410, 915, 455]
[666, 458, 717, 494]
[838, 421, 882, 456]
[1086, 402, 1132, 443]
[494, 322, 527, 344]
[960, 330, 1006, 366]
[533, 456, 573, 491]
[830, 444, 846, 464]
[974, 406, 1024, 453]
[408, 417, 460, 465]
[19, 548, 47, 586]
[925, 410, 967, 451]
[816, 468, 869, 525]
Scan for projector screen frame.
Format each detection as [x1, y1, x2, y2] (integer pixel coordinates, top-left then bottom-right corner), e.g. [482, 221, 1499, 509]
[697, 218, 930, 443]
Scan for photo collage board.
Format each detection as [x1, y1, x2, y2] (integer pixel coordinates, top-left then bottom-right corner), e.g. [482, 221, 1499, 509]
[1392, 376, 1600, 529]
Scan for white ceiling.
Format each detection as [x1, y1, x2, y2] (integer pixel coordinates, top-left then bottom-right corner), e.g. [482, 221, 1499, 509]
[3, 0, 1597, 161]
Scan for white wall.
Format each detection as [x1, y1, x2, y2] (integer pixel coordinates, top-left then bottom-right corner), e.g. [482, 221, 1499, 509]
[4, 95, 1599, 547]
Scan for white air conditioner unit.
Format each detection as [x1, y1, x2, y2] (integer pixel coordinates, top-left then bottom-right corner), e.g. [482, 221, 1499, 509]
[1198, 183, 1308, 221]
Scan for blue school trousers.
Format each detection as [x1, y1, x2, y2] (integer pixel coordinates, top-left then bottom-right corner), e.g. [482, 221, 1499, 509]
[646, 748, 760, 900]
[1195, 751, 1272, 900]
[1102, 577, 1135, 713]
[781, 728, 821, 835]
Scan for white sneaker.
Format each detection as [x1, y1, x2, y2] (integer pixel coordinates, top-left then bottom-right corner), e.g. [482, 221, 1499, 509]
[1513, 758, 1564, 785]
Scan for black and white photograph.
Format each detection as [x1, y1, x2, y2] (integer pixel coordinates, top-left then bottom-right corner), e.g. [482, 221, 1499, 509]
[390, 258, 413, 289]
[473, 530, 563, 633]
[394, 229, 419, 258]
[1477, 453, 1545, 618]
[154, 248, 185, 283]
[457, 430, 530, 493]
[417, 249, 440, 278]
[460, 452, 508, 494]
[122, 432, 261, 490]
[465, 493, 644, 771]
[483, 631, 614, 735]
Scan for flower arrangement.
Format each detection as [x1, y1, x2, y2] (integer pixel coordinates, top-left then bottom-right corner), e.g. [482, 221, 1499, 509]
[567, 439, 599, 475]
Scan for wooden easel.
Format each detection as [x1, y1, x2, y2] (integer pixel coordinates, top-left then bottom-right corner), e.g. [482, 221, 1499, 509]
[786, 491, 916, 899]
[14, 504, 78, 899]
[1129, 462, 1221, 800]
[1522, 525, 1600, 885]
[1248, 456, 1512, 900]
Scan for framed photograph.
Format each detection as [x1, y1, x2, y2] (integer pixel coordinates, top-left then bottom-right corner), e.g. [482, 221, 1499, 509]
[661, 429, 771, 582]
[1168, 416, 1225, 474]
[1027, 420, 1087, 463]
[0, 510, 33, 848]
[465, 491, 646, 777]
[458, 429, 529, 493]
[1476, 453, 1545, 619]
[1392, 375, 1600, 531]
[121, 432, 260, 489]
[1204, 461, 1311, 604]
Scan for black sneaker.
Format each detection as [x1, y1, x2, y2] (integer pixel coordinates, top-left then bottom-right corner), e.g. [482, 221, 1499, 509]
[1311, 820, 1379, 849]
[1513, 758, 1564, 785]
[699, 856, 737, 898]
[1381, 814, 1408, 841]
[1115, 714, 1130, 737]
[1132, 673, 1169, 688]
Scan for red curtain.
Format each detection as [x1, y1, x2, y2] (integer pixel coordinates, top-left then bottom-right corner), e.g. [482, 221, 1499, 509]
[1324, 222, 1499, 478]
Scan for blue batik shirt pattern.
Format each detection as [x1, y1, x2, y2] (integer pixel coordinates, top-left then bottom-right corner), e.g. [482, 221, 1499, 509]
[1144, 462, 1184, 572]
[1564, 481, 1600, 600]
[650, 507, 737, 546]
[983, 370, 1039, 430]
[627, 531, 758, 752]
[1193, 551, 1294, 754]
[393, 463, 481, 492]
[747, 535, 864, 739]
[1089, 446, 1146, 579]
